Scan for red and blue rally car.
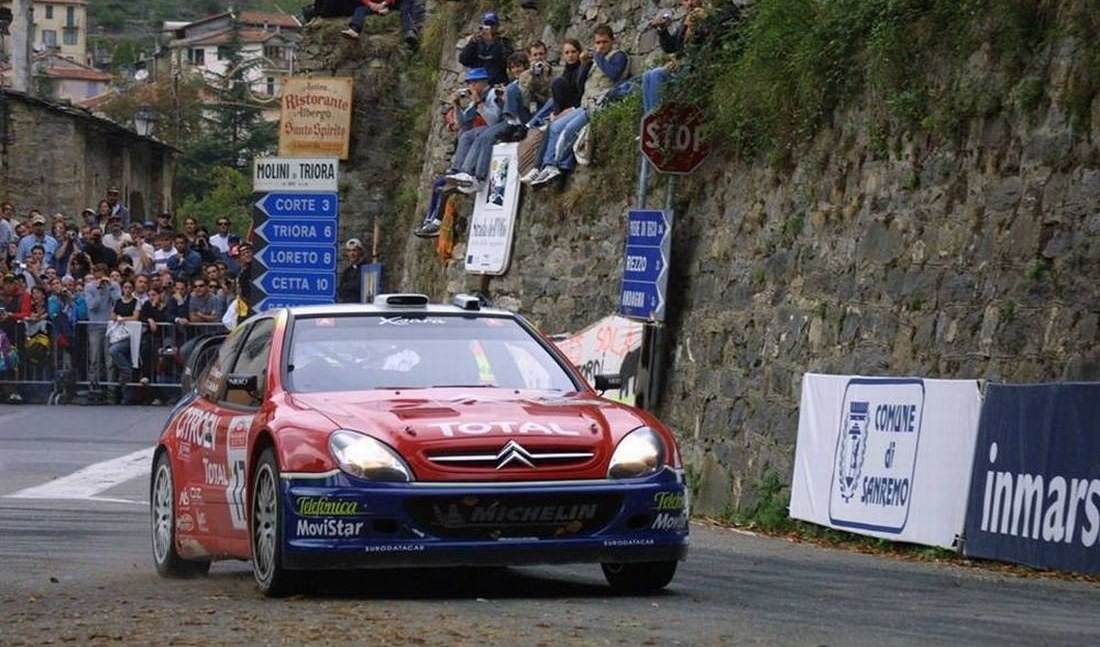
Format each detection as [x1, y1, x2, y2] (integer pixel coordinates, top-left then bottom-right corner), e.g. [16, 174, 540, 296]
[151, 294, 689, 595]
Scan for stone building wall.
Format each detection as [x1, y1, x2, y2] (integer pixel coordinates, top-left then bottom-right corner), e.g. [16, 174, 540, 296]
[304, 1, 1100, 515]
[0, 91, 174, 219]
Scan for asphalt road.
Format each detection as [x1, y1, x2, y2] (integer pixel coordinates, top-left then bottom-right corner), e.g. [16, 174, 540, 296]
[1, 405, 1097, 646]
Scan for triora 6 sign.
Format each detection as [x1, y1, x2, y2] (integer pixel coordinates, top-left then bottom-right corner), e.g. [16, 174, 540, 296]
[639, 103, 710, 175]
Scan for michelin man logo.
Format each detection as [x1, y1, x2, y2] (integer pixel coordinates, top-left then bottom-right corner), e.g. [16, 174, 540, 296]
[836, 401, 869, 502]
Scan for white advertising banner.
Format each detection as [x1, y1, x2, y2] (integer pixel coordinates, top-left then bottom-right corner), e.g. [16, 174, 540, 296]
[789, 373, 983, 549]
[465, 142, 520, 275]
[553, 315, 643, 404]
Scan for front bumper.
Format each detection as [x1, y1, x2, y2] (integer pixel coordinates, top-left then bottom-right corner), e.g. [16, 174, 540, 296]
[280, 468, 690, 570]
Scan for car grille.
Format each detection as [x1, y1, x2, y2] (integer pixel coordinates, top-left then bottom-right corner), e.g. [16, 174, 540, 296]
[424, 440, 595, 471]
[405, 493, 623, 539]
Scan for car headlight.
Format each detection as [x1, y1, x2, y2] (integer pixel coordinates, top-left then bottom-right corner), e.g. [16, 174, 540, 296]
[607, 427, 666, 479]
[329, 430, 414, 482]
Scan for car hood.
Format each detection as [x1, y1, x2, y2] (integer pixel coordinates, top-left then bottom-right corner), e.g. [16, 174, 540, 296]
[289, 388, 650, 481]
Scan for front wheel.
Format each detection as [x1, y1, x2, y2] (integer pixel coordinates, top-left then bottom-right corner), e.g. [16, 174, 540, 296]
[150, 452, 211, 577]
[601, 560, 677, 593]
[250, 448, 297, 596]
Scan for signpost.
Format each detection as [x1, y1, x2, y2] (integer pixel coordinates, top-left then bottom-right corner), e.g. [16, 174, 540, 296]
[639, 103, 710, 175]
[620, 209, 672, 322]
[251, 157, 339, 312]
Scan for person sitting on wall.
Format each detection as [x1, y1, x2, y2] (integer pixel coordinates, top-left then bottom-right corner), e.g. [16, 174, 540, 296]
[507, 41, 554, 125]
[339, 0, 425, 50]
[459, 12, 514, 86]
[528, 24, 631, 187]
[444, 53, 533, 195]
[412, 67, 505, 238]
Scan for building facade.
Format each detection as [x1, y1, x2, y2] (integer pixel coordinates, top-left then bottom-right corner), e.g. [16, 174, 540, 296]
[0, 89, 176, 220]
[164, 11, 300, 114]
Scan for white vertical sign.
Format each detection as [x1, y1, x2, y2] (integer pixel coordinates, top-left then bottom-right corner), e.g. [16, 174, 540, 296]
[465, 143, 520, 275]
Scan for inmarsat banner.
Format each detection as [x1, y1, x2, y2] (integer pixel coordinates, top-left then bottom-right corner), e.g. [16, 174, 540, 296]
[962, 383, 1100, 574]
[790, 374, 983, 549]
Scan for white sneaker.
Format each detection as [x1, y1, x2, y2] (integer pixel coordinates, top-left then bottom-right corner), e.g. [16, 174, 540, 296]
[341, 27, 360, 39]
[519, 168, 541, 184]
[446, 172, 476, 186]
[531, 166, 561, 186]
[457, 179, 482, 194]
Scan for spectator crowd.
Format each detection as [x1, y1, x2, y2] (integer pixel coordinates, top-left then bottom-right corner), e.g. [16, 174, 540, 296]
[0, 190, 253, 404]
[412, 1, 738, 238]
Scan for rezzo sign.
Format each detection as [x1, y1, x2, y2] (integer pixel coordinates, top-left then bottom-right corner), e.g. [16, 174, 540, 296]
[828, 378, 925, 534]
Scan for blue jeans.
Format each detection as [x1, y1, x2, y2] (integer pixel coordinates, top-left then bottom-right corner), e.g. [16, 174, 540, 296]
[459, 121, 513, 180]
[540, 108, 588, 171]
[108, 339, 134, 403]
[450, 126, 485, 173]
[350, 0, 423, 34]
[642, 66, 669, 114]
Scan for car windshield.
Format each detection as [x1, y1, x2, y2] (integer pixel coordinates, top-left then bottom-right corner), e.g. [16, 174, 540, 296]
[285, 313, 580, 393]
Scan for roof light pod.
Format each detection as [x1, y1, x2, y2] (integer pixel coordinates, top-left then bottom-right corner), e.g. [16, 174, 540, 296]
[374, 294, 429, 307]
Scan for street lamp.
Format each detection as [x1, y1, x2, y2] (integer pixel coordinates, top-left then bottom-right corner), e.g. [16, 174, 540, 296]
[134, 105, 157, 137]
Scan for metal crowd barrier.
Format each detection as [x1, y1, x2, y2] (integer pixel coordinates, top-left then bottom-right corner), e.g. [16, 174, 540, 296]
[0, 319, 228, 405]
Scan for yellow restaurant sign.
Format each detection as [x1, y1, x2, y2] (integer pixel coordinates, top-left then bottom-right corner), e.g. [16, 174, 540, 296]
[279, 77, 353, 160]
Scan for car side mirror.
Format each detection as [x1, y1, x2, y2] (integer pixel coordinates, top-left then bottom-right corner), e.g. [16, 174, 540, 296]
[226, 373, 258, 393]
[594, 374, 623, 392]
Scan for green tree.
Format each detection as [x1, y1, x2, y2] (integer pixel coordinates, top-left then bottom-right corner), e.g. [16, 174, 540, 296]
[176, 166, 253, 232]
[176, 16, 278, 207]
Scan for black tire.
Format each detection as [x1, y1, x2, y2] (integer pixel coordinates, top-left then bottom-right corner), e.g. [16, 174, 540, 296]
[250, 448, 297, 596]
[151, 452, 211, 577]
[601, 560, 677, 593]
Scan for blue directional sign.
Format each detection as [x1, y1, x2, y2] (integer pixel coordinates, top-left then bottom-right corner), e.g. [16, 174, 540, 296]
[255, 192, 339, 219]
[257, 270, 335, 297]
[255, 219, 337, 246]
[252, 158, 340, 313]
[622, 246, 666, 283]
[254, 295, 335, 311]
[626, 209, 669, 247]
[620, 209, 673, 322]
[255, 245, 336, 272]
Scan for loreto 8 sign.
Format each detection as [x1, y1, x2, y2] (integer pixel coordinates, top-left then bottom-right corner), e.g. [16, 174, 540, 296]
[790, 374, 983, 549]
[962, 383, 1100, 575]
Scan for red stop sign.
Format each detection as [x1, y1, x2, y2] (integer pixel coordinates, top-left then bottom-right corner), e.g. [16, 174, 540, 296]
[640, 103, 710, 174]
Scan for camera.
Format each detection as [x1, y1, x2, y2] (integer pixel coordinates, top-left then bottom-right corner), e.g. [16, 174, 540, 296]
[457, 88, 470, 98]
[68, 231, 77, 240]
[532, 61, 546, 76]
[13, 261, 25, 273]
[663, 11, 672, 20]
[479, 23, 492, 32]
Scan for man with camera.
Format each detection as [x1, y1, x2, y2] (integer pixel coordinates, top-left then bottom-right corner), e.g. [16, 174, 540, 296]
[84, 226, 119, 269]
[83, 264, 119, 388]
[167, 235, 203, 282]
[444, 52, 535, 196]
[509, 41, 553, 122]
[413, 66, 505, 238]
[459, 12, 513, 86]
[102, 215, 132, 255]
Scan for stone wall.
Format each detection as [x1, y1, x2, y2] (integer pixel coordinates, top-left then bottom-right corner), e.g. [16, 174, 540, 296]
[307, 1, 1100, 515]
[0, 91, 175, 219]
